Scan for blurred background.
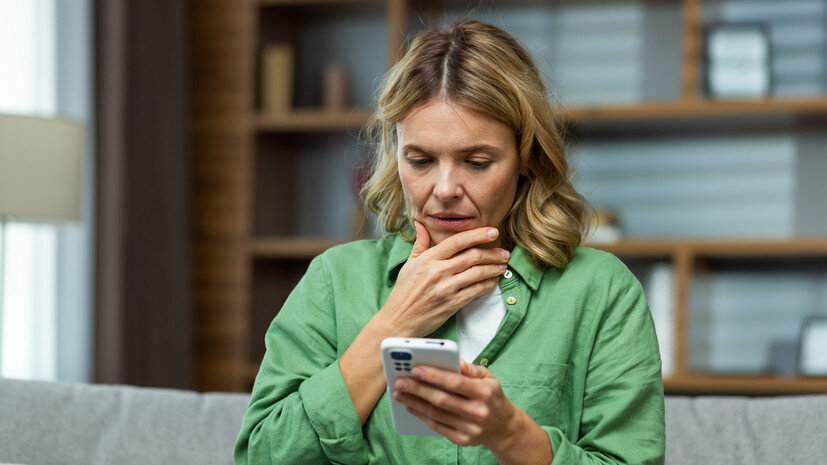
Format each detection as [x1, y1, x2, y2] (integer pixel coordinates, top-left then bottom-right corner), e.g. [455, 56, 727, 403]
[1, 0, 826, 395]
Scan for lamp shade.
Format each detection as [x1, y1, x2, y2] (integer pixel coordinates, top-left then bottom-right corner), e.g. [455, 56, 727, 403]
[0, 113, 84, 222]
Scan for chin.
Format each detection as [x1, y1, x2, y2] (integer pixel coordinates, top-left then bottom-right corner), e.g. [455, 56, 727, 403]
[429, 231, 450, 245]
[427, 228, 472, 246]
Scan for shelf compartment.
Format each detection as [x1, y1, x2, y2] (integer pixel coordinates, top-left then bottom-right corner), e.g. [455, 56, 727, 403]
[253, 131, 367, 237]
[256, 2, 390, 113]
[688, 254, 827, 377]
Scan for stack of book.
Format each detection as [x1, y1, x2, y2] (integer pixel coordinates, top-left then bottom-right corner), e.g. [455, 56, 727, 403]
[261, 43, 294, 114]
[646, 263, 674, 378]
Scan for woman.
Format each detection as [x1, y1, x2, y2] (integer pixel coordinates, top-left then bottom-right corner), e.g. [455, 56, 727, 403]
[235, 19, 664, 465]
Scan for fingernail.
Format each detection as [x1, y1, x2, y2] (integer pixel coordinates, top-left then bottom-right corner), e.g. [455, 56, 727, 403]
[500, 250, 510, 260]
[397, 379, 409, 390]
[499, 264, 507, 271]
[487, 228, 499, 239]
[412, 367, 423, 378]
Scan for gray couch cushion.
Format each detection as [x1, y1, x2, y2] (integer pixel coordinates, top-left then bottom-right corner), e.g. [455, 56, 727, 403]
[666, 395, 827, 465]
[0, 377, 250, 465]
[4, 377, 827, 465]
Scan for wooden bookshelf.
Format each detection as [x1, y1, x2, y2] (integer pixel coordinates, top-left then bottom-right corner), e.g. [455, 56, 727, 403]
[588, 238, 827, 258]
[564, 97, 827, 122]
[257, 0, 378, 6]
[248, 236, 345, 258]
[664, 375, 827, 396]
[254, 97, 827, 134]
[590, 239, 827, 389]
[255, 108, 373, 132]
[192, 0, 827, 394]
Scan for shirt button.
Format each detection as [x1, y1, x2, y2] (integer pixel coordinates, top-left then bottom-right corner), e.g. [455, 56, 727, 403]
[479, 358, 489, 367]
[506, 296, 517, 305]
[503, 270, 513, 279]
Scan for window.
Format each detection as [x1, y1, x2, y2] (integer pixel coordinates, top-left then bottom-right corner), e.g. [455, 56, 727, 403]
[0, 0, 92, 382]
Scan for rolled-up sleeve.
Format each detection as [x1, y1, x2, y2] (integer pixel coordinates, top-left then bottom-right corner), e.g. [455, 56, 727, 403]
[234, 254, 368, 465]
[544, 278, 665, 465]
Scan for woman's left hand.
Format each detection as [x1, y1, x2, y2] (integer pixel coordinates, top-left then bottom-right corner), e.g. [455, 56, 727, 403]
[393, 359, 522, 449]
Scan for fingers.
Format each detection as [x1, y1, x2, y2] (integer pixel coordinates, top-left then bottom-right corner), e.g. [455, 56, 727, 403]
[426, 227, 500, 260]
[409, 221, 431, 259]
[461, 359, 480, 378]
[393, 365, 509, 448]
[451, 276, 500, 308]
[394, 378, 476, 420]
[394, 379, 490, 429]
[403, 404, 478, 447]
[465, 363, 495, 379]
[406, 365, 489, 400]
[451, 262, 507, 290]
[444, 246, 510, 275]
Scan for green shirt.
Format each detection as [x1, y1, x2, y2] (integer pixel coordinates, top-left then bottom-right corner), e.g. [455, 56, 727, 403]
[235, 231, 665, 465]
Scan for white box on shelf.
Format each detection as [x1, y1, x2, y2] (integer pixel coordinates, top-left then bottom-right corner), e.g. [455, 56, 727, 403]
[646, 262, 675, 378]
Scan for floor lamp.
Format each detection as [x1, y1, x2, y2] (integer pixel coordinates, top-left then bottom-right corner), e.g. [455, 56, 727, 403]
[0, 113, 85, 375]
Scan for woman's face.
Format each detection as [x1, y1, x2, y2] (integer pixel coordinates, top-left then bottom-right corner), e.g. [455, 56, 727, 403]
[396, 98, 522, 248]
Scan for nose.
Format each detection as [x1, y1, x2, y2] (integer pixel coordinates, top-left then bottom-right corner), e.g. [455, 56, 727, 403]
[433, 164, 463, 202]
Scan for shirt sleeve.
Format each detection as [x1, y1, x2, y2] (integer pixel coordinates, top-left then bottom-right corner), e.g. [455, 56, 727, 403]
[544, 276, 666, 465]
[234, 254, 368, 465]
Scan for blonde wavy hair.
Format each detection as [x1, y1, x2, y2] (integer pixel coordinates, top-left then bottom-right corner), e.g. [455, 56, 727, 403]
[360, 18, 592, 269]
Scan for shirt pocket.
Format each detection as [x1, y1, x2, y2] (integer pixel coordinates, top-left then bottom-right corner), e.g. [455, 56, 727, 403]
[470, 362, 571, 465]
[489, 362, 570, 430]
[474, 362, 570, 465]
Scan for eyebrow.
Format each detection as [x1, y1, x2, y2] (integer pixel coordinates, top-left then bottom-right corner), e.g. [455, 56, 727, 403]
[401, 143, 504, 157]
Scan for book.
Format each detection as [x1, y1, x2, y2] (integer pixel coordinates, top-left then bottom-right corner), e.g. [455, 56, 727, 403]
[261, 43, 294, 114]
[646, 262, 675, 378]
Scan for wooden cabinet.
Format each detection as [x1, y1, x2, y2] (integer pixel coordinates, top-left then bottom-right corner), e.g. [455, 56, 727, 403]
[192, 0, 827, 393]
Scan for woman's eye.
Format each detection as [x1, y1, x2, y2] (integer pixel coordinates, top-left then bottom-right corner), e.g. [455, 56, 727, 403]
[468, 160, 490, 169]
[407, 157, 431, 167]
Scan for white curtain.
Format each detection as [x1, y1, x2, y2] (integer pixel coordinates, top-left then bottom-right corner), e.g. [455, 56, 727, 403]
[0, 0, 92, 382]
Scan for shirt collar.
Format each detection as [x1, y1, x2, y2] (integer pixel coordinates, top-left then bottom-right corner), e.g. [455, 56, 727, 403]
[506, 244, 546, 291]
[384, 222, 547, 290]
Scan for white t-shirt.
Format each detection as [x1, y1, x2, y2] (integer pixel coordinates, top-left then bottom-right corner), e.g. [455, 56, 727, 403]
[457, 285, 506, 363]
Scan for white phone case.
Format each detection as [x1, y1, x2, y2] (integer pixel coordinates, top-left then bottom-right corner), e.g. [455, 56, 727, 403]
[381, 337, 461, 436]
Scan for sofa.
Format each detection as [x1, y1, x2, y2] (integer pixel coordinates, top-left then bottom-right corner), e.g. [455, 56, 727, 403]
[1, 376, 826, 464]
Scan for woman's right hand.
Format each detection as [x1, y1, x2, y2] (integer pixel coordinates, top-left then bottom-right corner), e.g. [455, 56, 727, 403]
[378, 221, 510, 337]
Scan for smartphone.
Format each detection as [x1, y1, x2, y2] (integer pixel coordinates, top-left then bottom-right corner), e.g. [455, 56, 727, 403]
[381, 337, 461, 436]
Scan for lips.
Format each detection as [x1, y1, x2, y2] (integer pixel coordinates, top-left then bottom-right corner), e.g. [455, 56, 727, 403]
[428, 215, 474, 231]
[431, 212, 472, 219]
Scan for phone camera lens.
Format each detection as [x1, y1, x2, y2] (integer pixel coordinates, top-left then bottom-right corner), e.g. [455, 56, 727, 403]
[390, 351, 412, 361]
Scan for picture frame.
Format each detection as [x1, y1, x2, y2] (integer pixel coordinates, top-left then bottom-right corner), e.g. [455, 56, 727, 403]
[704, 22, 772, 99]
[798, 316, 827, 376]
